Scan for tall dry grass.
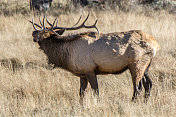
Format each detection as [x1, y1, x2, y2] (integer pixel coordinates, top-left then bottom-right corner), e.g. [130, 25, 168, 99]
[0, 6, 176, 117]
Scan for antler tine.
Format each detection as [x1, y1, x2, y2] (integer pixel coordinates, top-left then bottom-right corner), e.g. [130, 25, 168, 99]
[71, 15, 82, 28]
[31, 18, 38, 31]
[52, 18, 57, 28]
[94, 20, 99, 35]
[43, 15, 46, 29]
[29, 20, 42, 29]
[81, 13, 90, 27]
[56, 18, 58, 27]
[46, 17, 57, 29]
[39, 16, 43, 28]
[83, 19, 99, 35]
[46, 16, 53, 27]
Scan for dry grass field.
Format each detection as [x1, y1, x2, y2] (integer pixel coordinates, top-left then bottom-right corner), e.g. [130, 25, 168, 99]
[0, 1, 176, 117]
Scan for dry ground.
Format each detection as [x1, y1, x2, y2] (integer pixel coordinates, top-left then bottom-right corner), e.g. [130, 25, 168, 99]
[0, 7, 176, 117]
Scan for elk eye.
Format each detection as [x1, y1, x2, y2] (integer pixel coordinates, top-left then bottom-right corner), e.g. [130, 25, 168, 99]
[43, 33, 50, 38]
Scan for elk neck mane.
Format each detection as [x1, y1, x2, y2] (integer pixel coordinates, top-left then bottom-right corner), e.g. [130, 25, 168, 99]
[37, 36, 72, 70]
[51, 31, 99, 42]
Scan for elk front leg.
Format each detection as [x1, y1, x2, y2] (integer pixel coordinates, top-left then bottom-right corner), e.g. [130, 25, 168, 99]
[85, 72, 99, 97]
[79, 76, 88, 100]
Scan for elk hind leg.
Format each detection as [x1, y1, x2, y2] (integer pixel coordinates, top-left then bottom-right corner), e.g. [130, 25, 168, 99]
[142, 63, 152, 101]
[129, 61, 150, 101]
[137, 79, 143, 93]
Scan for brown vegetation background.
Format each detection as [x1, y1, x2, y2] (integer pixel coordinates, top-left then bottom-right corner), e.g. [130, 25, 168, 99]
[0, 0, 176, 116]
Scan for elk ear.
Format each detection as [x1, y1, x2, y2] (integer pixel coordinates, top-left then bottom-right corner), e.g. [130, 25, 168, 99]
[55, 29, 65, 35]
[43, 32, 51, 38]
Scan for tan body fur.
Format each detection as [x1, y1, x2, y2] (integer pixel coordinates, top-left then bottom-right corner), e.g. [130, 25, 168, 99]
[51, 31, 160, 76]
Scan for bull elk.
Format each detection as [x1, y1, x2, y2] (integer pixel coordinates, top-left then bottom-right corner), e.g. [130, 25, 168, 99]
[29, 14, 160, 102]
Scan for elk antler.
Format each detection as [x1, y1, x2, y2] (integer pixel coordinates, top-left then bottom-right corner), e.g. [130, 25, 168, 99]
[30, 13, 99, 36]
[71, 15, 82, 28]
[46, 13, 99, 34]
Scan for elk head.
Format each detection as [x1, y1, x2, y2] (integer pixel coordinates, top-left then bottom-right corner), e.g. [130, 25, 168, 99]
[30, 14, 99, 42]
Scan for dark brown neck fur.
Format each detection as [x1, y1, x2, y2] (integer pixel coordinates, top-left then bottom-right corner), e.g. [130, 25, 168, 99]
[38, 36, 71, 70]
